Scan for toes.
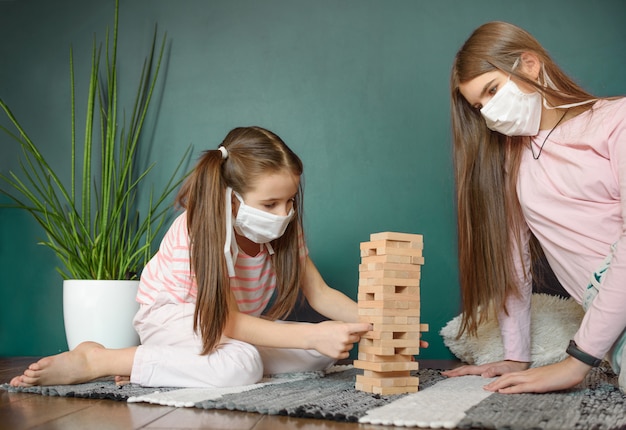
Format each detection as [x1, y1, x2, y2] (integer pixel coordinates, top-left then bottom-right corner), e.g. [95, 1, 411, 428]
[23, 368, 39, 378]
[10, 375, 33, 388]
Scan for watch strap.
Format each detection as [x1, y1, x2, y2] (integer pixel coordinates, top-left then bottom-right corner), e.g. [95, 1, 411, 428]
[566, 340, 602, 367]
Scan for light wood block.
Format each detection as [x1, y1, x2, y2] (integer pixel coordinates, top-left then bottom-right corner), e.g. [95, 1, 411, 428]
[356, 374, 419, 388]
[359, 315, 421, 325]
[355, 381, 419, 395]
[361, 338, 420, 349]
[358, 276, 421, 287]
[360, 254, 414, 264]
[361, 239, 423, 251]
[357, 299, 420, 310]
[357, 352, 414, 362]
[369, 323, 424, 333]
[362, 330, 422, 340]
[358, 285, 420, 296]
[360, 269, 421, 279]
[353, 359, 419, 372]
[358, 307, 420, 317]
[359, 262, 422, 272]
[361, 242, 423, 256]
[370, 231, 424, 244]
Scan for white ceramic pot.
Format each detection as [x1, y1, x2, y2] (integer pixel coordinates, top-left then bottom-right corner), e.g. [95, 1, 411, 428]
[63, 279, 140, 350]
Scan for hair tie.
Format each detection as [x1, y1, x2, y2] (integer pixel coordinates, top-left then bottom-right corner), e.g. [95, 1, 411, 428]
[218, 146, 228, 159]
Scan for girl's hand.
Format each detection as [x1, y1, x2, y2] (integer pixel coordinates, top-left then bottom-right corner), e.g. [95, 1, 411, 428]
[483, 357, 590, 394]
[310, 321, 371, 359]
[441, 360, 530, 378]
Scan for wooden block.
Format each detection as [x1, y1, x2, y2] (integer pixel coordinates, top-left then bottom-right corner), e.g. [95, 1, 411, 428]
[355, 382, 419, 395]
[354, 381, 373, 392]
[357, 299, 419, 310]
[359, 276, 421, 287]
[357, 343, 395, 356]
[373, 385, 419, 395]
[359, 262, 422, 273]
[358, 294, 421, 305]
[363, 369, 411, 379]
[396, 347, 421, 355]
[360, 245, 423, 258]
[360, 269, 421, 279]
[362, 338, 420, 349]
[356, 374, 419, 388]
[361, 254, 414, 264]
[362, 315, 419, 325]
[358, 284, 420, 296]
[358, 342, 421, 357]
[420, 323, 429, 332]
[358, 307, 420, 317]
[411, 255, 425, 265]
[363, 331, 422, 341]
[354, 359, 419, 372]
[357, 352, 414, 363]
[361, 239, 423, 251]
[370, 232, 423, 244]
[370, 323, 423, 334]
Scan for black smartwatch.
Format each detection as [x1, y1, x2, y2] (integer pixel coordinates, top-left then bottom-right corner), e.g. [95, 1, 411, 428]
[566, 340, 602, 367]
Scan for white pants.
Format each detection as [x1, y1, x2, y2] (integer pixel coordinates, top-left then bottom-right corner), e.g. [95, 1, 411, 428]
[130, 302, 335, 387]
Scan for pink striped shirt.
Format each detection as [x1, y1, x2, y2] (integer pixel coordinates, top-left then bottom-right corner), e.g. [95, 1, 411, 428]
[501, 97, 626, 362]
[137, 212, 306, 317]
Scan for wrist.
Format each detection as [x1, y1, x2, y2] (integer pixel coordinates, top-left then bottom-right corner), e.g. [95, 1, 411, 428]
[566, 340, 602, 367]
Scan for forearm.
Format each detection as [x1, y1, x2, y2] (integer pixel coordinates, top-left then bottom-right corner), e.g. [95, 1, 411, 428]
[302, 257, 359, 323]
[223, 311, 314, 349]
[307, 287, 358, 323]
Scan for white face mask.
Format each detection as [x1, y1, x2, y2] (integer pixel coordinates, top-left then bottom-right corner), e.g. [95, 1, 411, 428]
[233, 191, 294, 244]
[480, 78, 542, 136]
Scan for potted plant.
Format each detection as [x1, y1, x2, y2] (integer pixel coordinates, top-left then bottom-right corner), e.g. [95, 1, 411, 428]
[0, 0, 188, 349]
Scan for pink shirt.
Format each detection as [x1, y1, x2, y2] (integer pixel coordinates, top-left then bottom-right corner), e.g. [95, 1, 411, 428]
[137, 212, 306, 317]
[501, 97, 626, 362]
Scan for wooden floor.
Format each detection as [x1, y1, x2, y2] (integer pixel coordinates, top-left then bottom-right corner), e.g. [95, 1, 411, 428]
[0, 357, 460, 430]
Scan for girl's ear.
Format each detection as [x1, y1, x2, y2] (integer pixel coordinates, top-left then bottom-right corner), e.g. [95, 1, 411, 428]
[519, 52, 541, 81]
[231, 191, 240, 216]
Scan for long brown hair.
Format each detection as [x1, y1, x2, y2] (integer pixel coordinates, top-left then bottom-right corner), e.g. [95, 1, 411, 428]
[450, 22, 597, 337]
[176, 126, 305, 354]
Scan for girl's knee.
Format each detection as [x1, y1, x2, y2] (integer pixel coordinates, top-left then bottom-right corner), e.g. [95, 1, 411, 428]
[212, 342, 263, 387]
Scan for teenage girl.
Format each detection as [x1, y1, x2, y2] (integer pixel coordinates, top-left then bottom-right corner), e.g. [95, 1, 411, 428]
[11, 126, 372, 388]
[443, 21, 626, 394]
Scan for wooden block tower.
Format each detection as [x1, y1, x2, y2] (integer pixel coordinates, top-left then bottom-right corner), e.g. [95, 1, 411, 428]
[354, 232, 428, 395]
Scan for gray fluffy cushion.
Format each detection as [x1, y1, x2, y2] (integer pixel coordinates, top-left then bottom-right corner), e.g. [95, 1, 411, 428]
[440, 293, 585, 367]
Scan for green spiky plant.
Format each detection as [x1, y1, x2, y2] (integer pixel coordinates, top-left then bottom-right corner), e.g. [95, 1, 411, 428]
[0, 0, 188, 280]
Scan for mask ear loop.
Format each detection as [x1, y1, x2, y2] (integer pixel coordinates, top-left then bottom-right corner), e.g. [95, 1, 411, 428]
[511, 57, 596, 110]
[224, 187, 238, 277]
[540, 63, 597, 110]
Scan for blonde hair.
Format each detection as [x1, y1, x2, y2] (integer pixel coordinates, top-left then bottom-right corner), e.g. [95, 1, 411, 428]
[176, 126, 304, 354]
[450, 22, 597, 337]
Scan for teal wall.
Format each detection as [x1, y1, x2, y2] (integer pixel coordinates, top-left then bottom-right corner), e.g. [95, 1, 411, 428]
[1, 0, 625, 359]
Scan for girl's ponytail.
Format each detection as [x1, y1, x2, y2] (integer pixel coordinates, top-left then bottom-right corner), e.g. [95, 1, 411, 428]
[176, 148, 231, 355]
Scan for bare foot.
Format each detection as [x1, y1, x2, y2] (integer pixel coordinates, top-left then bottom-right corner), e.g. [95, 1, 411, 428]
[115, 375, 131, 386]
[10, 341, 108, 387]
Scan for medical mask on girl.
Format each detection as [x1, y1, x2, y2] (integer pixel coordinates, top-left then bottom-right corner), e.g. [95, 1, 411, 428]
[480, 78, 543, 136]
[233, 191, 294, 244]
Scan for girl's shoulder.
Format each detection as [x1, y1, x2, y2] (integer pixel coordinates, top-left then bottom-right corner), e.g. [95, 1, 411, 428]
[593, 96, 626, 116]
[161, 211, 189, 246]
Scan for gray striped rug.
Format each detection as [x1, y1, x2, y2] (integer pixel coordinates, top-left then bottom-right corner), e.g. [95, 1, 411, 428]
[3, 364, 625, 429]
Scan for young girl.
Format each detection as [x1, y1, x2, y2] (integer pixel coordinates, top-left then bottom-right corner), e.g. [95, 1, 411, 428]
[442, 21, 626, 394]
[11, 126, 371, 388]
